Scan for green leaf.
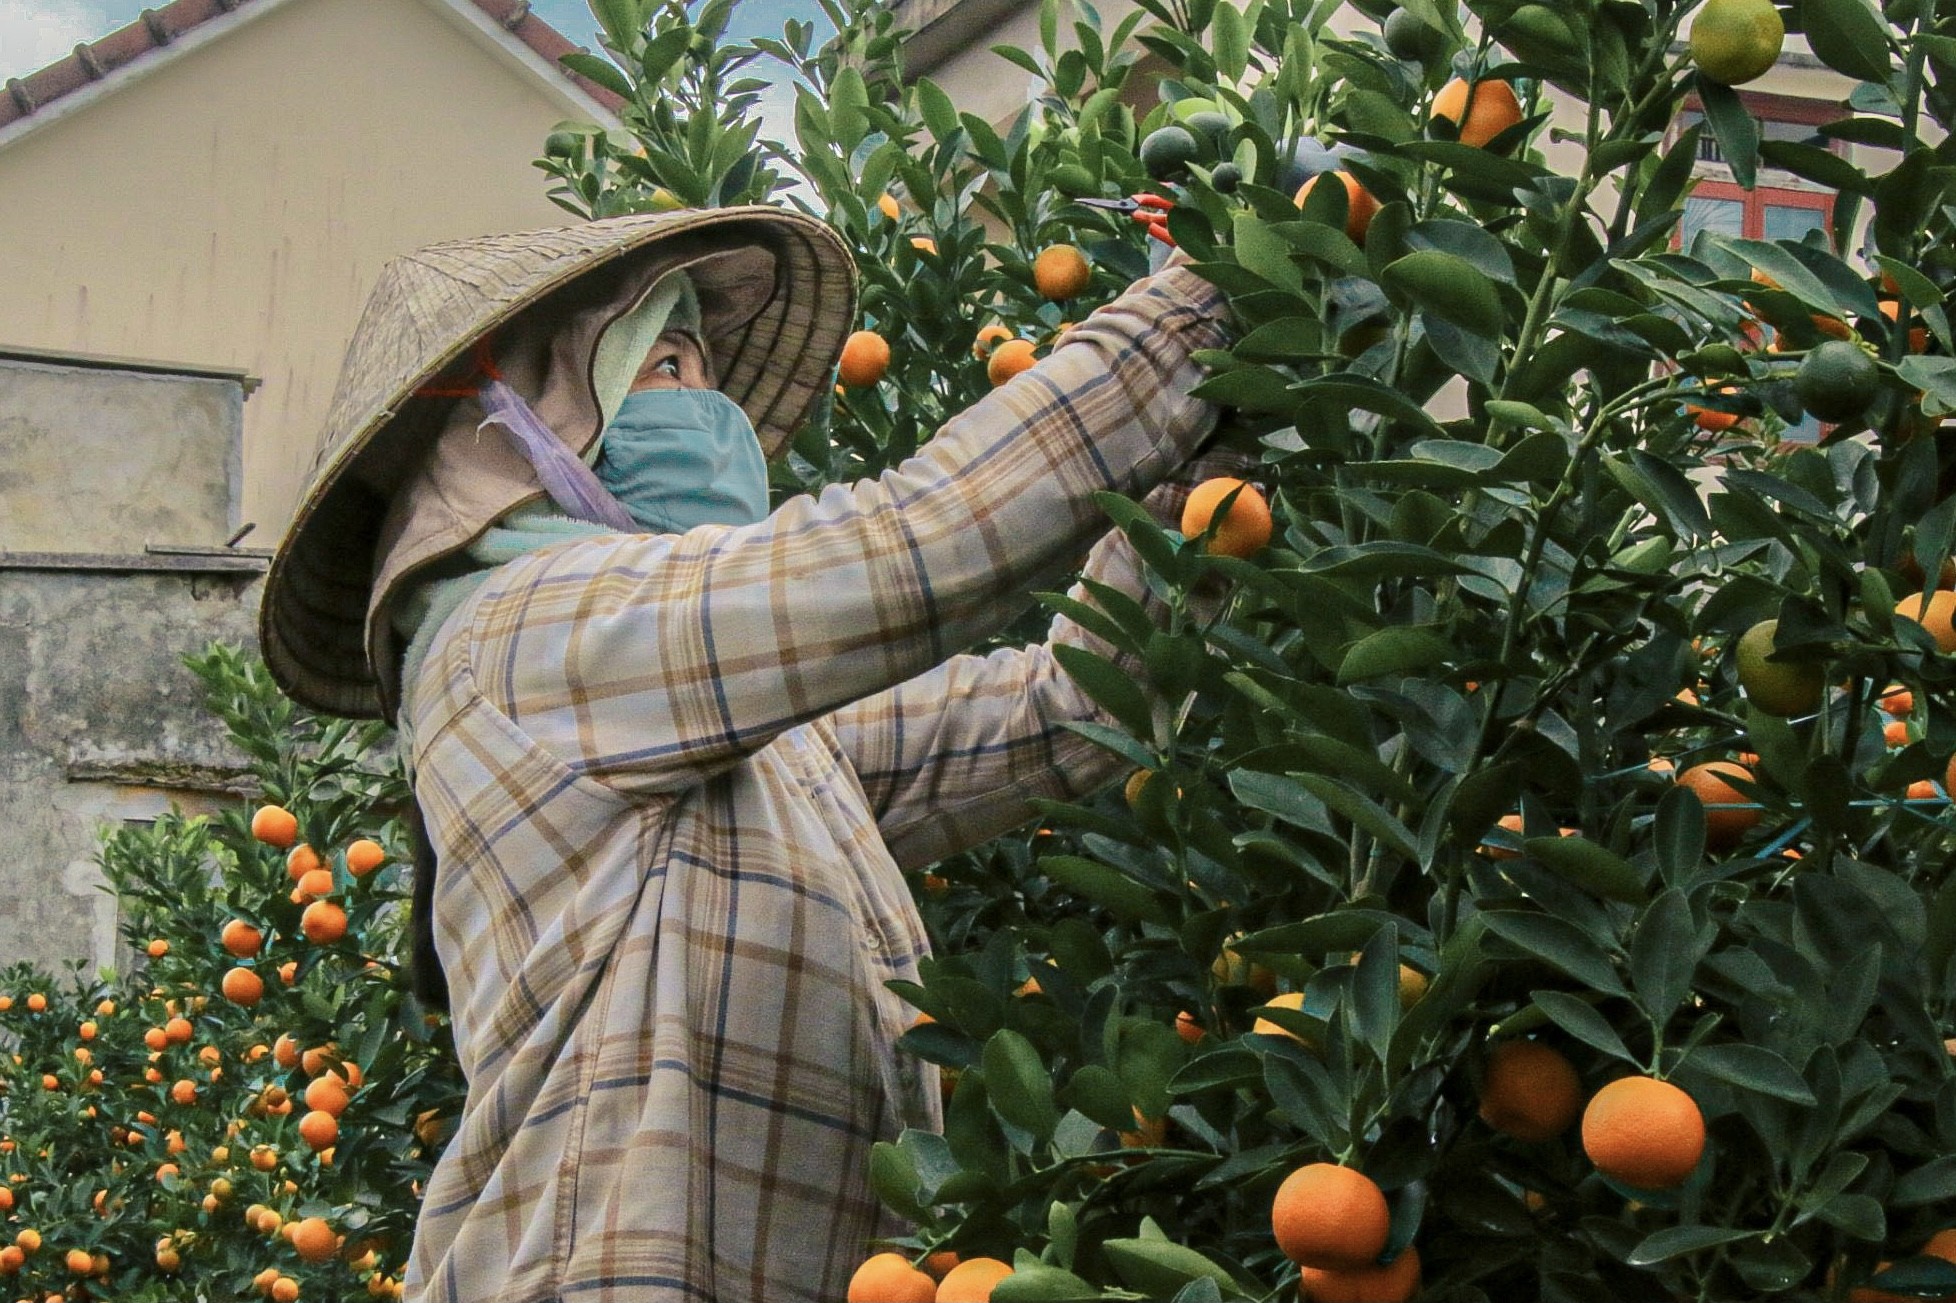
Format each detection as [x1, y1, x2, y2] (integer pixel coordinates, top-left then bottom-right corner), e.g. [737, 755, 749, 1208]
[1235, 909, 1407, 958]
[1349, 927, 1401, 1061]
[636, 26, 692, 85]
[1235, 318, 1331, 360]
[1898, 356, 1956, 412]
[1526, 836, 1647, 903]
[1925, 874, 1956, 992]
[1729, 1236, 1813, 1292]
[1101, 1239, 1240, 1296]
[1301, 544, 1471, 582]
[1606, 452, 1712, 543]
[1482, 911, 1628, 996]
[1801, 0, 1896, 84]
[1361, 459, 1482, 490]
[1057, 721, 1158, 771]
[1626, 1225, 1756, 1265]
[1449, 764, 1525, 848]
[1486, 400, 1563, 434]
[1638, 126, 1702, 223]
[1758, 140, 1873, 195]
[1064, 1063, 1136, 1132]
[1049, 1199, 1079, 1268]
[1113, 1018, 1184, 1121]
[1816, 1194, 1888, 1241]
[560, 52, 637, 102]
[991, 1264, 1102, 1302]
[1398, 140, 1549, 188]
[1695, 78, 1758, 190]
[1731, 238, 1848, 315]
[1406, 218, 1518, 284]
[1169, 1042, 1262, 1093]
[1212, 1, 1250, 80]
[1286, 735, 1418, 805]
[1053, 644, 1156, 740]
[1652, 784, 1706, 884]
[869, 1142, 926, 1221]
[1877, 255, 1941, 307]
[1190, 367, 1301, 414]
[1336, 627, 1452, 684]
[1290, 375, 1449, 437]
[1874, 149, 1945, 259]
[1380, 250, 1505, 335]
[1862, 1256, 1956, 1296]
[1532, 990, 1637, 1062]
[1039, 856, 1171, 924]
[1293, 773, 1420, 860]
[1630, 889, 1706, 1024]
[1231, 214, 1304, 295]
[590, 0, 647, 51]
[1038, 591, 1140, 655]
[1170, 1281, 1227, 1303]
[916, 78, 960, 142]
[1687, 1044, 1817, 1104]
[982, 1029, 1060, 1145]
[1893, 1155, 1956, 1206]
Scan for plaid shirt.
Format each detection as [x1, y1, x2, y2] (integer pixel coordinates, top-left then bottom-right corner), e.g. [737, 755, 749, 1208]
[401, 265, 1230, 1302]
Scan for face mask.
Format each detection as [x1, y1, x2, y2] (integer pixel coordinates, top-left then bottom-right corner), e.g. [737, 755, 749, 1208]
[593, 388, 770, 535]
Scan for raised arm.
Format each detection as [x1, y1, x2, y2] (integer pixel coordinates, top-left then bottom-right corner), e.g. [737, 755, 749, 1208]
[456, 266, 1230, 794]
[826, 456, 1247, 869]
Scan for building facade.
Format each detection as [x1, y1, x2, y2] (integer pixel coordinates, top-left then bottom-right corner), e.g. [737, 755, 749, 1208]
[0, 0, 618, 974]
[0, 0, 622, 541]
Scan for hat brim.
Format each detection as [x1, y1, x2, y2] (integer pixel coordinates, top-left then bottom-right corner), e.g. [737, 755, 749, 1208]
[262, 206, 857, 720]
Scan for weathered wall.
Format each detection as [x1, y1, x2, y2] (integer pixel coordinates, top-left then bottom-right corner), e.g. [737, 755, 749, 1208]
[0, 562, 261, 975]
[0, 356, 244, 553]
[0, 355, 264, 977]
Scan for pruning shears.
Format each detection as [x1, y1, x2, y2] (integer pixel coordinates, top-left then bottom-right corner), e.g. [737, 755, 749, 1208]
[1074, 193, 1177, 246]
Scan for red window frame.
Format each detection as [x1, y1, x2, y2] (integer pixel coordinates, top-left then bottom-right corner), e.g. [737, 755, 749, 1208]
[1683, 180, 1833, 241]
[1666, 93, 1852, 444]
[1671, 90, 1849, 246]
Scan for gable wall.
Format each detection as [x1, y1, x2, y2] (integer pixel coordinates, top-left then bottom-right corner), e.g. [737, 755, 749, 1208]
[0, 0, 593, 540]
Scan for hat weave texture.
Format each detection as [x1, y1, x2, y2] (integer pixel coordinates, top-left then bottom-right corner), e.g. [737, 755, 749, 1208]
[261, 206, 855, 719]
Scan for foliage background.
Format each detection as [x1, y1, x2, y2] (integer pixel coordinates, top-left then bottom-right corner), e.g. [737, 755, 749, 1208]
[538, 0, 1956, 1299]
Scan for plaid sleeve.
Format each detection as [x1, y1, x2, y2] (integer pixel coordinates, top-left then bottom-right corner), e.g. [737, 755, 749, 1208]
[463, 266, 1230, 794]
[827, 449, 1257, 869]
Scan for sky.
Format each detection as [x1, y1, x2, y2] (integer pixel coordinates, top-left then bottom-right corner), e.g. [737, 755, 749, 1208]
[0, 1, 828, 94]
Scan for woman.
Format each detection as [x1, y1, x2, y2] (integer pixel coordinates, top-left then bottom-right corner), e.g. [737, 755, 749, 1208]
[261, 206, 1232, 1302]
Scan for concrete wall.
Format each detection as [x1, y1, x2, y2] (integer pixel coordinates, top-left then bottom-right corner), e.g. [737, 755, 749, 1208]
[0, 355, 263, 977]
[0, 563, 261, 976]
[0, 0, 613, 548]
[0, 354, 245, 553]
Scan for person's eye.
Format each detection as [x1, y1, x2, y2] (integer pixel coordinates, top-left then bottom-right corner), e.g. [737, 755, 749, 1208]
[654, 355, 681, 378]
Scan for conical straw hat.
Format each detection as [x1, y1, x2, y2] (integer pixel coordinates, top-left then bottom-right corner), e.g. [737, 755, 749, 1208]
[262, 206, 855, 720]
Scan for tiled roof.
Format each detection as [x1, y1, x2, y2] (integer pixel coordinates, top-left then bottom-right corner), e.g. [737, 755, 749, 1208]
[0, 0, 627, 134]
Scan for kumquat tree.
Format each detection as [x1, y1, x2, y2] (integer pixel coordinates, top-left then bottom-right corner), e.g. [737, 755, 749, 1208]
[0, 646, 459, 1302]
[533, 0, 1956, 1299]
[21, 0, 1956, 1294]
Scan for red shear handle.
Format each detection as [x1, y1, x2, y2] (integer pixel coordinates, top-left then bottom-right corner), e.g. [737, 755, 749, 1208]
[1129, 193, 1177, 247]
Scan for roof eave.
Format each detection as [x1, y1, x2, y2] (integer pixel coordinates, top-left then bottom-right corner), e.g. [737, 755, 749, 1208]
[0, 0, 623, 159]
[427, 0, 624, 129]
[0, 0, 302, 155]
[890, 0, 1038, 80]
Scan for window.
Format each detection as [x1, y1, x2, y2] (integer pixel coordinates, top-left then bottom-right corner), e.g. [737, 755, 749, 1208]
[1672, 92, 1850, 443]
